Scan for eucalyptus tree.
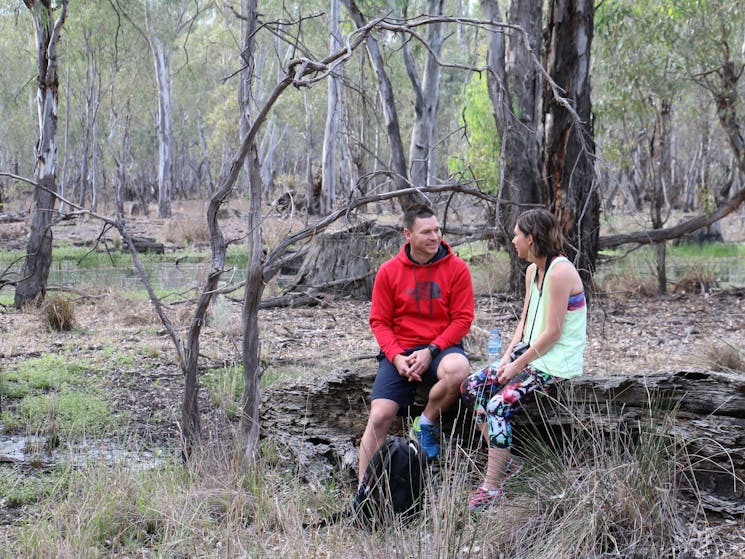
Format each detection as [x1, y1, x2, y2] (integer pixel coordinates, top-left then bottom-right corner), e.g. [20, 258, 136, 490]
[594, 0, 692, 292]
[321, 0, 342, 214]
[342, 0, 426, 209]
[14, 0, 68, 309]
[542, 0, 599, 285]
[481, 0, 543, 293]
[113, 0, 208, 218]
[479, 0, 598, 290]
[0, 7, 37, 211]
[402, 0, 445, 190]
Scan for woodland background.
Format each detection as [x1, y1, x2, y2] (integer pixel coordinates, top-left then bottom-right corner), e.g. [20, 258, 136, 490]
[0, 1, 744, 556]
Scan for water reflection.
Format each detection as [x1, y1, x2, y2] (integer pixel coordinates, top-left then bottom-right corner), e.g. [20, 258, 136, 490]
[0, 432, 166, 472]
[47, 261, 212, 292]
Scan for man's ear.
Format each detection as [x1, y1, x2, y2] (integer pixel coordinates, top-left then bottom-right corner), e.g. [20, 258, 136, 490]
[403, 228, 411, 241]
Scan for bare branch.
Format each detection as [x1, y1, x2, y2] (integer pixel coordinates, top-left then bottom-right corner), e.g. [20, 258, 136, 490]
[598, 187, 745, 249]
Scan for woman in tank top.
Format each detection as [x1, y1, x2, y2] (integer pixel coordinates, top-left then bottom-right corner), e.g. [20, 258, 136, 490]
[461, 208, 587, 511]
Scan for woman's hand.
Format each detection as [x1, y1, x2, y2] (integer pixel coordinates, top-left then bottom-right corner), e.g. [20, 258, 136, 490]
[496, 360, 522, 385]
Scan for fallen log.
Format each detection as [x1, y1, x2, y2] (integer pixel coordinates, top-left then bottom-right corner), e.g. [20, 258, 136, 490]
[260, 367, 745, 515]
[125, 236, 164, 254]
[0, 212, 25, 224]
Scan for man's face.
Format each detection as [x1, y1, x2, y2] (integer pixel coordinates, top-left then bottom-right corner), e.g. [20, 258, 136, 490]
[405, 215, 442, 262]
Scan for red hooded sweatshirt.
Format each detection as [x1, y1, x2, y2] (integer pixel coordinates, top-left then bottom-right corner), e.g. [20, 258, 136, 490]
[369, 240, 475, 362]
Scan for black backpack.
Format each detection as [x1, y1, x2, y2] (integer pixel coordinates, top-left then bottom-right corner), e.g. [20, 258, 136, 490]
[353, 435, 428, 528]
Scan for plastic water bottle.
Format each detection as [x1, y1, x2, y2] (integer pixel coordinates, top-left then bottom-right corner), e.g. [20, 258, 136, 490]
[487, 327, 502, 365]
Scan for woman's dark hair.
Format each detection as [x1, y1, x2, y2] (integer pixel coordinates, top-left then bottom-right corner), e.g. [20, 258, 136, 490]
[516, 208, 565, 258]
[403, 204, 436, 230]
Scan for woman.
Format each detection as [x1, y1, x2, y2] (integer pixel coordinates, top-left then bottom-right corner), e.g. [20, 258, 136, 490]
[461, 208, 587, 511]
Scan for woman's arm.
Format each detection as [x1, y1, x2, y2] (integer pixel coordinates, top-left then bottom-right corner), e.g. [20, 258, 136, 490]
[497, 260, 577, 381]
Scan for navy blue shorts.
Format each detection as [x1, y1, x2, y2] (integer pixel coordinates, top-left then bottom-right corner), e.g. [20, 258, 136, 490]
[370, 344, 467, 410]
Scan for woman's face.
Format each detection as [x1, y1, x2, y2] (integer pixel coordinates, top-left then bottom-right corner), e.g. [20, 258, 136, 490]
[512, 224, 532, 261]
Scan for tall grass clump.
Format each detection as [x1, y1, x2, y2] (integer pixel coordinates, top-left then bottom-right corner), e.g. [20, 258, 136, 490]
[465, 243, 510, 295]
[40, 295, 76, 331]
[163, 215, 210, 245]
[497, 391, 711, 558]
[702, 340, 745, 372]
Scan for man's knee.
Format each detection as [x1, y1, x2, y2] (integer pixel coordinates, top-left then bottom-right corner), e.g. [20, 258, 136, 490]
[366, 399, 398, 431]
[438, 353, 471, 387]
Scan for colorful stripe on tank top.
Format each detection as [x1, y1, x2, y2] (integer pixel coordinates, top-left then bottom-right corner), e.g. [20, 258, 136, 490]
[568, 291, 586, 311]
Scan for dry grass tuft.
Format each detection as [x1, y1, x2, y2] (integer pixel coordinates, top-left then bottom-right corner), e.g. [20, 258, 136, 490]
[40, 296, 76, 331]
[498, 393, 714, 558]
[673, 269, 718, 294]
[163, 215, 210, 246]
[0, 222, 26, 241]
[703, 341, 745, 372]
[596, 269, 659, 296]
[469, 250, 510, 295]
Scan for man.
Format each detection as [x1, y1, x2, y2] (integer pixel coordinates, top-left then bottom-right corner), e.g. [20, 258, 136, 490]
[357, 204, 474, 490]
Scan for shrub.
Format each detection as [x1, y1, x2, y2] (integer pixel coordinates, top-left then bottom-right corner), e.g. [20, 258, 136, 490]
[673, 269, 718, 294]
[41, 296, 76, 331]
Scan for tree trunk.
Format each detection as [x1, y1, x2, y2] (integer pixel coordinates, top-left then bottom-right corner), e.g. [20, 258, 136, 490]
[651, 100, 672, 294]
[482, 0, 543, 295]
[342, 0, 425, 210]
[542, 0, 599, 285]
[241, 147, 264, 463]
[404, 0, 444, 190]
[261, 367, 745, 515]
[303, 90, 318, 216]
[321, 0, 342, 215]
[291, 221, 399, 298]
[15, 0, 68, 309]
[150, 37, 174, 219]
[59, 67, 70, 214]
[238, 0, 265, 462]
[196, 111, 214, 195]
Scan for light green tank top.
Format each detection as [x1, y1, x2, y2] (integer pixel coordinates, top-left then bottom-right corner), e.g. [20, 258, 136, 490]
[524, 256, 587, 378]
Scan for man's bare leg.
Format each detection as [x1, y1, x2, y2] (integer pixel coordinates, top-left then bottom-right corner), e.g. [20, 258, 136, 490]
[358, 398, 399, 485]
[421, 353, 470, 424]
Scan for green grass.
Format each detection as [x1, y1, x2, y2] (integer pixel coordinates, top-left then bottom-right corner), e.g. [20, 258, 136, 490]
[596, 241, 745, 292]
[1, 354, 119, 437]
[2, 387, 117, 436]
[668, 242, 745, 258]
[0, 468, 63, 508]
[0, 290, 13, 306]
[202, 365, 244, 421]
[1, 354, 91, 397]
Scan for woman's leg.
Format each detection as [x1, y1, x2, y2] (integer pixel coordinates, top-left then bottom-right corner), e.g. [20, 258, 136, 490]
[481, 369, 556, 490]
[460, 364, 502, 433]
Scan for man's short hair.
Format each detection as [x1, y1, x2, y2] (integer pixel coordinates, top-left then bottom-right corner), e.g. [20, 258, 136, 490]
[403, 204, 436, 230]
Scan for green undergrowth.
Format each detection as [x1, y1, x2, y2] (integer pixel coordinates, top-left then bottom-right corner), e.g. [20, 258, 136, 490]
[1, 354, 118, 438]
[201, 363, 308, 421]
[596, 241, 745, 293]
[0, 468, 64, 509]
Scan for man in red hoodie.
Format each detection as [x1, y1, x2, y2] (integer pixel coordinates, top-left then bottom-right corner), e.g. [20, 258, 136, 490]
[357, 204, 475, 490]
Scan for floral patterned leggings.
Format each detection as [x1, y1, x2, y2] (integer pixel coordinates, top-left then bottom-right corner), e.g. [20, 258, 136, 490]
[460, 365, 557, 449]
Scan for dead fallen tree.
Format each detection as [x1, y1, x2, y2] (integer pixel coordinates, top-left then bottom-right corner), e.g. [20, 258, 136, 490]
[260, 367, 745, 515]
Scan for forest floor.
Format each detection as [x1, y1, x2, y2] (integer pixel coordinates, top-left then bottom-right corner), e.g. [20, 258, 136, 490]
[2, 204, 745, 453]
[1, 204, 745, 553]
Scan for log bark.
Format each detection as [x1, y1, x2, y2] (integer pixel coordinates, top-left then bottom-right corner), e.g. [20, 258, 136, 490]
[290, 221, 400, 298]
[261, 367, 745, 515]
